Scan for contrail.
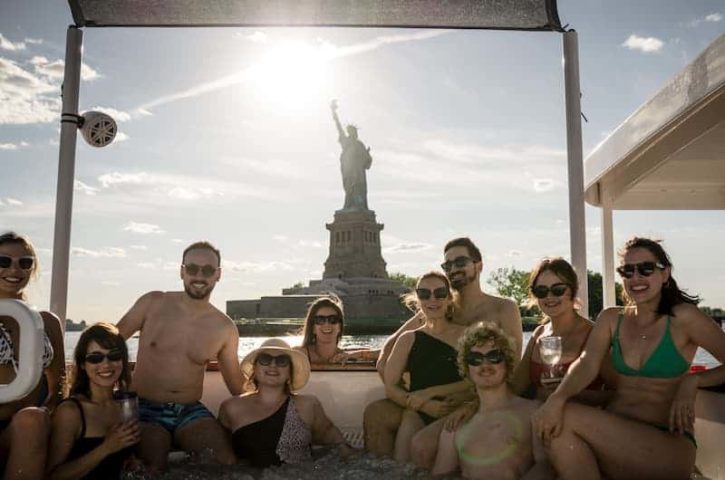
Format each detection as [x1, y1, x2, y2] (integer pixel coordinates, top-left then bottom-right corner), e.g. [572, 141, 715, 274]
[132, 29, 450, 115]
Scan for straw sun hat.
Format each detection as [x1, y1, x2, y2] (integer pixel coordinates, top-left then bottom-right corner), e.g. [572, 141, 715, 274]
[241, 338, 311, 392]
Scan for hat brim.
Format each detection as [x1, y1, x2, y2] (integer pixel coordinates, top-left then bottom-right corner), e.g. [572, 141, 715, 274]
[241, 345, 310, 392]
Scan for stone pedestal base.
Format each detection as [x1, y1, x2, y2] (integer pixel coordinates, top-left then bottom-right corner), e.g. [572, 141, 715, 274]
[323, 209, 387, 279]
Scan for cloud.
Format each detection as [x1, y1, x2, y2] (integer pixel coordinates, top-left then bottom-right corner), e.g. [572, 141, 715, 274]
[0, 57, 59, 124]
[222, 260, 295, 273]
[622, 34, 664, 54]
[4, 198, 23, 206]
[533, 178, 556, 192]
[384, 242, 434, 254]
[705, 13, 722, 22]
[71, 247, 127, 258]
[0, 142, 20, 150]
[24, 38, 43, 45]
[134, 29, 449, 113]
[272, 235, 323, 249]
[123, 221, 165, 235]
[31, 56, 99, 81]
[246, 32, 268, 43]
[88, 106, 132, 122]
[74, 180, 100, 195]
[0, 34, 26, 51]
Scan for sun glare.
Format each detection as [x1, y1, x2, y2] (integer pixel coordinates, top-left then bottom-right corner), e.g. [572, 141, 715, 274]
[249, 41, 332, 110]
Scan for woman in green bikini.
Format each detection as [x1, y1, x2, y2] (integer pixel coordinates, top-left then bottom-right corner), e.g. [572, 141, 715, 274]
[533, 237, 725, 479]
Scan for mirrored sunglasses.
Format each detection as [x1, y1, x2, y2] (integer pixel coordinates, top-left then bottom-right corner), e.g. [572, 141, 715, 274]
[0, 255, 34, 270]
[440, 256, 473, 273]
[183, 263, 218, 277]
[256, 353, 291, 367]
[85, 349, 124, 364]
[465, 349, 505, 366]
[616, 261, 664, 279]
[531, 283, 569, 299]
[416, 286, 449, 300]
[313, 315, 341, 325]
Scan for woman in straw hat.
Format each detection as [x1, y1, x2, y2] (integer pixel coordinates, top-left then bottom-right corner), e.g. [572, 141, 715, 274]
[219, 338, 354, 468]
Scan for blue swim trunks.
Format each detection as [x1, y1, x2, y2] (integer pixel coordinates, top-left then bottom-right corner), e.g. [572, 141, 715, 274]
[138, 397, 214, 433]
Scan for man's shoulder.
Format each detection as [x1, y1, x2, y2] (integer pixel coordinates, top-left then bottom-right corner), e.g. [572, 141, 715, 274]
[467, 293, 517, 320]
[509, 395, 540, 414]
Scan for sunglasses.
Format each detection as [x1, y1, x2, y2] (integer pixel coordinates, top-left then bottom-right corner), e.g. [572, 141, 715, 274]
[465, 349, 505, 366]
[440, 256, 473, 273]
[85, 349, 124, 364]
[616, 261, 665, 279]
[531, 283, 569, 299]
[183, 263, 218, 277]
[416, 287, 449, 300]
[255, 353, 291, 367]
[313, 315, 341, 326]
[0, 255, 34, 270]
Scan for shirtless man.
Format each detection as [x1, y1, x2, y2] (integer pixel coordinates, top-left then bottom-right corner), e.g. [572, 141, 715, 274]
[117, 241, 244, 472]
[364, 237, 522, 459]
[433, 323, 552, 479]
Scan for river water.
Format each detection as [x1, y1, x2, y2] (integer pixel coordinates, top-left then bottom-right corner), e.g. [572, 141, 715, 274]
[64, 331, 720, 367]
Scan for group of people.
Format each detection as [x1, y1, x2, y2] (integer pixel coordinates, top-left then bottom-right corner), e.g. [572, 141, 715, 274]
[1, 231, 724, 479]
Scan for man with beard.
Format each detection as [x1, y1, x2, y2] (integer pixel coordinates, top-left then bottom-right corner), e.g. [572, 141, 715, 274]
[432, 323, 552, 479]
[117, 241, 243, 473]
[364, 237, 522, 461]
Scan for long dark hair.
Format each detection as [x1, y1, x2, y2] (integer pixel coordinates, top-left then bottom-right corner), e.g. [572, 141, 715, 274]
[620, 237, 699, 315]
[527, 257, 580, 322]
[0, 231, 39, 300]
[300, 294, 345, 347]
[70, 323, 131, 397]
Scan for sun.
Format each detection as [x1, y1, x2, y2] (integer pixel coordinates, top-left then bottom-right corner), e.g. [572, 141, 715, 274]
[249, 41, 332, 110]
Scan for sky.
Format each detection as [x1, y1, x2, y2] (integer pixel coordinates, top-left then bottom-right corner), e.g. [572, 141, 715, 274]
[1, 1, 724, 324]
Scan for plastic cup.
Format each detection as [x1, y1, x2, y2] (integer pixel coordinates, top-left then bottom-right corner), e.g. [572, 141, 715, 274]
[113, 391, 139, 422]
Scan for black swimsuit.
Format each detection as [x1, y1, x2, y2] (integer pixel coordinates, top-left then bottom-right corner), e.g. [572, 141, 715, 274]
[61, 398, 131, 480]
[407, 330, 463, 424]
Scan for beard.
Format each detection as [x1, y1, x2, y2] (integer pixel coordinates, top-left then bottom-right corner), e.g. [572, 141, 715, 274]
[184, 282, 213, 300]
[449, 271, 476, 291]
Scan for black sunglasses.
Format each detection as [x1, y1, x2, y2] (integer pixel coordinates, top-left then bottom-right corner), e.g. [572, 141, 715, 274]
[85, 349, 124, 364]
[183, 263, 218, 277]
[440, 256, 473, 273]
[256, 353, 291, 367]
[313, 315, 341, 326]
[531, 283, 569, 299]
[416, 287, 449, 300]
[0, 255, 34, 270]
[616, 261, 665, 279]
[465, 349, 505, 366]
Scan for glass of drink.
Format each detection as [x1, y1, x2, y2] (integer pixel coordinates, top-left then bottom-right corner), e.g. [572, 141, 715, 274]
[539, 336, 562, 385]
[113, 391, 139, 422]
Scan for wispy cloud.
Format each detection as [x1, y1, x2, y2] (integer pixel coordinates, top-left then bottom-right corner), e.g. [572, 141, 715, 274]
[384, 242, 434, 254]
[134, 30, 449, 114]
[0, 34, 26, 51]
[0, 141, 29, 150]
[2, 198, 23, 206]
[123, 221, 165, 235]
[223, 259, 295, 273]
[88, 106, 132, 122]
[622, 34, 664, 54]
[74, 180, 100, 195]
[705, 13, 722, 22]
[30, 56, 99, 81]
[272, 235, 323, 249]
[72, 247, 127, 258]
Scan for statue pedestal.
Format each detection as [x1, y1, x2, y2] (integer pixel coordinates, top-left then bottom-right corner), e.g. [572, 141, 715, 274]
[323, 209, 387, 279]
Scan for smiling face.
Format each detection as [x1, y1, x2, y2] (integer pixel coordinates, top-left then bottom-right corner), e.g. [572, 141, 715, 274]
[82, 340, 123, 389]
[0, 241, 35, 300]
[467, 341, 507, 390]
[253, 351, 292, 390]
[443, 245, 480, 291]
[533, 270, 574, 318]
[312, 305, 342, 345]
[181, 247, 221, 300]
[621, 247, 670, 304]
[417, 276, 452, 321]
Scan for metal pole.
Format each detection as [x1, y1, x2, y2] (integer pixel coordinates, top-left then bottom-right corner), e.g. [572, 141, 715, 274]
[601, 196, 616, 308]
[50, 26, 83, 325]
[562, 31, 588, 316]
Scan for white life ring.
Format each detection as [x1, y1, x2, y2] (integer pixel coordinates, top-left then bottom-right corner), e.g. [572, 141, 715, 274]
[0, 299, 44, 403]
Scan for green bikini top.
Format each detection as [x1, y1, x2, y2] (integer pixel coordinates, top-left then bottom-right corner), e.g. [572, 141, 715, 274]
[611, 314, 690, 378]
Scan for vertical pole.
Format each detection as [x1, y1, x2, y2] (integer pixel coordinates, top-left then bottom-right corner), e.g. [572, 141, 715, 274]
[601, 196, 616, 308]
[50, 26, 83, 326]
[562, 31, 588, 316]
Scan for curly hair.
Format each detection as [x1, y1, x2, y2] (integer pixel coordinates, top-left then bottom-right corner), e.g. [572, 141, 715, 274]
[457, 322, 517, 386]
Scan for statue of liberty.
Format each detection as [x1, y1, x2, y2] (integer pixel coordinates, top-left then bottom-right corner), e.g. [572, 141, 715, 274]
[330, 100, 372, 211]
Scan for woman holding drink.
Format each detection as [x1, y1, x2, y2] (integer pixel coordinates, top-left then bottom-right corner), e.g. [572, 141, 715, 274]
[47, 323, 139, 480]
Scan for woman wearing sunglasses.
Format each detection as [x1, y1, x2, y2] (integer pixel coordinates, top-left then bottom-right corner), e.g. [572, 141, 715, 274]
[533, 237, 725, 480]
[0, 231, 65, 480]
[46, 323, 139, 480]
[511, 257, 609, 402]
[219, 338, 353, 467]
[296, 295, 378, 365]
[384, 271, 471, 463]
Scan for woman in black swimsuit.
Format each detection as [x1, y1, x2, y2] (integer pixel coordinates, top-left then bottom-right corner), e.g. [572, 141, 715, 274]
[46, 323, 139, 480]
[219, 338, 353, 468]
